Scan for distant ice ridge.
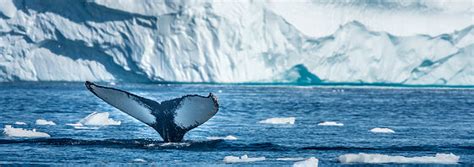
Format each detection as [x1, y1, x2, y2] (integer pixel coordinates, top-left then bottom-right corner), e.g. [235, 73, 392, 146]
[259, 117, 295, 125]
[67, 112, 121, 128]
[206, 135, 238, 140]
[3, 125, 50, 138]
[0, 0, 472, 85]
[293, 157, 319, 167]
[339, 153, 459, 164]
[223, 155, 266, 163]
[35, 119, 56, 125]
[318, 121, 344, 126]
[370, 128, 395, 133]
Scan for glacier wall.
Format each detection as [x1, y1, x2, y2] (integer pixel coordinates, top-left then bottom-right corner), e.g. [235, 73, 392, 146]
[0, 0, 472, 85]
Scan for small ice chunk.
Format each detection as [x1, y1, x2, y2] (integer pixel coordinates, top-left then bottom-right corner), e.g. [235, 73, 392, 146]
[223, 155, 266, 163]
[259, 117, 295, 124]
[80, 112, 121, 126]
[318, 121, 343, 126]
[293, 157, 319, 167]
[132, 158, 147, 163]
[3, 125, 50, 138]
[207, 135, 238, 140]
[14, 121, 27, 125]
[370, 128, 395, 133]
[338, 153, 459, 164]
[35, 119, 56, 125]
[69, 112, 121, 127]
[276, 157, 305, 161]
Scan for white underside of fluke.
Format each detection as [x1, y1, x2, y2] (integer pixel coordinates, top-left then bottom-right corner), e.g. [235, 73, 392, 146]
[173, 95, 218, 129]
[87, 84, 157, 125]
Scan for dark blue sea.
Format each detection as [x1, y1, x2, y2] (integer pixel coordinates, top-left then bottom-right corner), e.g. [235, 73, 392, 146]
[0, 83, 473, 166]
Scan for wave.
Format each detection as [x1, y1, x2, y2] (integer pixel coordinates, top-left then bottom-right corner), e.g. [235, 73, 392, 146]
[0, 138, 471, 152]
[0, 138, 288, 151]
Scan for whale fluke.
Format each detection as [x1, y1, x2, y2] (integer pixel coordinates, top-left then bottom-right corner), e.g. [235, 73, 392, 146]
[85, 81, 219, 142]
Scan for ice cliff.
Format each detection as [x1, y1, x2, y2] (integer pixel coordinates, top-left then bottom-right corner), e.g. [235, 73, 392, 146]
[0, 0, 472, 85]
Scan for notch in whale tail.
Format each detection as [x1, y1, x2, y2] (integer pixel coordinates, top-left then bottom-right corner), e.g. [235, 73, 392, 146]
[85, 81, 219, 142]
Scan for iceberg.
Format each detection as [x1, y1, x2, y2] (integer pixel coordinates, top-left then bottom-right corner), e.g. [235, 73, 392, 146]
[223, 155, 266, 163]
[370, 128, 395, 133]
[259, 117, 295, 125]
[338, 153, 459, 164]
[293, 157, 319, 167]
[3, 125, 50, 138]
[35, 119, 56, 126]
[0, 0, 471, 85]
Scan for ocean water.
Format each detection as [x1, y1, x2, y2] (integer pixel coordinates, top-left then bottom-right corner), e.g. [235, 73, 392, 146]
[0, 83, 473, 166]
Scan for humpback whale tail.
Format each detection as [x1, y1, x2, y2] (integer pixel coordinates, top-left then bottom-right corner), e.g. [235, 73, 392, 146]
[85, 81, 219, 142]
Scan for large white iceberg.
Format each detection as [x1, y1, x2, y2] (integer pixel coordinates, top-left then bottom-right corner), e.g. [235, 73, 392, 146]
[0, 0, 472, 85]
[339, 153, 459, 164]
[3, 125, 50, 138]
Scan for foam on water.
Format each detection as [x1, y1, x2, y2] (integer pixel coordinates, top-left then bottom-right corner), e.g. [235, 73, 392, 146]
[338, 153, 459, 164]
[206, 135, 238, 140]
[3, 125, 50, 138]
[259, 117, 295, 125]
[293, 157, 319, 167]
[35, 119, 56, 126]
[159, 142, 191, 147]
[318, 121, 344, 126]
[370, 128, 395, 133]
[223, 155, 266, 163]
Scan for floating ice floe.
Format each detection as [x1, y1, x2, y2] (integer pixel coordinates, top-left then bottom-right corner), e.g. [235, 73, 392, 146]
[131, 158, 147, 163]
[223, 155, 266, 163]
[338, 153, 459, 164]
[370, 128, 395, 133]
[206, 135, 238, 140]
[3, 125, 50, 138]
[276, 157, 305, 161]
[259, 117, 295, 125]
[14, 121, 27, 125]
[35, 119, 56, 125]
[318, 121, 344, 126]
[67, 112, 121, 128]
[293, 157, 319, 167]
